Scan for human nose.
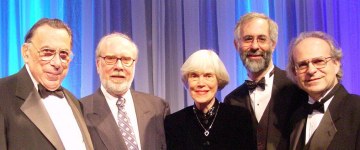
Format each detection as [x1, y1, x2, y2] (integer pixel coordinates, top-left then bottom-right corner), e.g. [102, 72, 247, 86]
[306, 62, 318, 75]
[250, 39, 260, 49]
[114, 59, 124, 69]
[196, 76, 206, 86]
[49, 53, 62, 68]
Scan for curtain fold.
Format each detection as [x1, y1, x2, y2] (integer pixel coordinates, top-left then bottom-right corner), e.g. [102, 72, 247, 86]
[0, 0, 359, 112]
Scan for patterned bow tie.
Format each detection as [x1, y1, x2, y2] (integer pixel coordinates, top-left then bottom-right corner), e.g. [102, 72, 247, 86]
[38, 84, 64, 98]
[245, 77, 265, 92]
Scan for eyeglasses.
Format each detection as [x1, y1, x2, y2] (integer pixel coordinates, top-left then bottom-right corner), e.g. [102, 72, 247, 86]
[295, 56, 334, 74]
[29, 42, 73, 63]
[99, 56, 135, 67]
[240, 35, 271, 49]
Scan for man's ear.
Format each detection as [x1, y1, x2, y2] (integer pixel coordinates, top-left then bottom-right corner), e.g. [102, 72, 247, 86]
[21, 43, 30, 63]
[271, 40, 277, 52]
[234, 39, 239, 51]
[96, 58, 101, 75]
[333, 59, 341, 75]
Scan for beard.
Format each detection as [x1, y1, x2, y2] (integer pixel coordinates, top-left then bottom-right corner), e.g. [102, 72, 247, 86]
[100, 74, 132, 96]
[240, 49, 272, 73]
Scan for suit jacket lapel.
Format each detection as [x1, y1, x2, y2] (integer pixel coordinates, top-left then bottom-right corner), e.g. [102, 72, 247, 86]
[131, 90, 152, 149]
[15, 67, 64, 149]
[308, 84, 348, 149]
[308, 110, 337, 150]
[63, 91, 94, 150]
[265, 67, 282, 149]
[289, 104, 310, 150]
[87, 89, 127, 150]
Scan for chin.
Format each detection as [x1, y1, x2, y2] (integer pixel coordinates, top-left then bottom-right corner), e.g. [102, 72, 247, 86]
[306, 86, 326, 94]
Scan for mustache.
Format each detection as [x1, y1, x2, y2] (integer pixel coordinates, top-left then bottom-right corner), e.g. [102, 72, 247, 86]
[245, 50, 265, 56]
[110, 72, 125, 77]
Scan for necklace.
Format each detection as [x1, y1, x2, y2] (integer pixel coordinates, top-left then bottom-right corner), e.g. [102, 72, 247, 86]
[193, 101, 220, 136]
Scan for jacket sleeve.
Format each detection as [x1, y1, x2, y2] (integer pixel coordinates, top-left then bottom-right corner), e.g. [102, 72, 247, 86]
[0, 108, 7, 150]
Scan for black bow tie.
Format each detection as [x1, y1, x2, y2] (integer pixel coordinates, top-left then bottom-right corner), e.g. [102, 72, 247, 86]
[307, 101, 325, 114]
[38, 84, 64, 99]
[307, 84, 340, 114]
[245, 77, 265, 92]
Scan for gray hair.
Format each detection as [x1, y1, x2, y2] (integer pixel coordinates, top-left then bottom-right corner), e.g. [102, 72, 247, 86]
[234, 12, 278, 44]
[95, 32, 138, 59]
[286, 31, 343, 82]
[181, 50, 230, 90]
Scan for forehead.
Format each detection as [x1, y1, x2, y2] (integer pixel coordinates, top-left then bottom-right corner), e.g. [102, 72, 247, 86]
[241, 18, 270, 36]
[32, 25, 71, 49]
[100, 36, 137, 57]
[190, 70, 215, 74]
[293, 37, 331, 61]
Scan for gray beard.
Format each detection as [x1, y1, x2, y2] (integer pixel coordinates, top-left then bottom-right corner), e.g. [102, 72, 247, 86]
[240, 50, 272, 73]
[101, 78, 129, 96]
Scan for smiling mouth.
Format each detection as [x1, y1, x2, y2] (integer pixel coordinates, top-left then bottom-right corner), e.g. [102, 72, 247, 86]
[111, 75, 125, 79]
[247, 54, 263, 58]
[306, 77, 321, 83]
[46, 73, 60, 80]
[195, 90, 209, 95]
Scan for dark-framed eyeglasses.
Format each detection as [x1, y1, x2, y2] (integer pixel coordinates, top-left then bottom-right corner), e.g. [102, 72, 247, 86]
[295, 56, 334, 74]
[240, 35, 271, 49]
[99, 56, 135, 67]
[29, 42, 73, 63]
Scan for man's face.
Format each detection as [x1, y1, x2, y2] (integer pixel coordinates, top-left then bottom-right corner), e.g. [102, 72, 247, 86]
[97, 36, 137, 96]
[188, 71, 218, 107]
[235, 18, 276, 73]
[22, 25, 72, 91]
[293, 37, 340, 100]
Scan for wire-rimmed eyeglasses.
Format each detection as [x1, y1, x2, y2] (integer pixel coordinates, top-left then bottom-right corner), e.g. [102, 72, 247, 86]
[99, 56, 135, 67]
[29, 42, 73, 63]
[295, 56, 334, 74]
[239, 35, 271, 49]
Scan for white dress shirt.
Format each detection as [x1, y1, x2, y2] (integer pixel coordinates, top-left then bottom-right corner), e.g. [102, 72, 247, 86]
[305, 88, 334, 144]
[248, 65, 274, 122]
[101, 85, 142, 150]
[26, 65, 86, 150]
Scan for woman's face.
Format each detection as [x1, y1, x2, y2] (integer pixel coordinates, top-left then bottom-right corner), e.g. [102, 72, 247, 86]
[188, 71, 218, 108]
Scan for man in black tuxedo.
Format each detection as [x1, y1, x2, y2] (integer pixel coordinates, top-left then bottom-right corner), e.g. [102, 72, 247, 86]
[286, 31, 360, 149]
[0, 18, 93, 149]
[224, 12, 306, 150]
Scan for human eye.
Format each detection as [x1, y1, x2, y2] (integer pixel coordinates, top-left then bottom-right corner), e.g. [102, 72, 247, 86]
[242, 35, 254, 43]
[104, 56, 117, 63]
[257, 35, 268, 43]
[204, 73, 216, 80]
[312, 57, 326, 66]
[296, 61, 308, 70]
[204, 73, 213, 78]
[121, 57, 133, 64]
[189, 73, 199, 79]
[40, 48, 56, 57]
[59, 50, 70, 60]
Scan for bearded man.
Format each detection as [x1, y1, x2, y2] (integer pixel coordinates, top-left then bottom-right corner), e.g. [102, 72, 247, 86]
[80, 33, 170, 150]
[224, 12, 306, 150]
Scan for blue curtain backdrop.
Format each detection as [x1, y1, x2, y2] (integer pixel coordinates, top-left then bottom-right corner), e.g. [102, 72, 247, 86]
[1, 0, 359, 112]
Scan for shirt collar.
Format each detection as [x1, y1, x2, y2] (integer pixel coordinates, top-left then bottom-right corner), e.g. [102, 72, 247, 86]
[25, 64, 39, 91]
[100, 85, 132, 101]
[246, 64, 275, 81]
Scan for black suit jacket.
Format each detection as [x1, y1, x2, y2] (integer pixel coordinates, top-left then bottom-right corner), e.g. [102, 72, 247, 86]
[224, 67, 306, 149]
[164, 102, 256, 150]
[80, 88, 170, 150]
[290, 84, 360, 150]
[0, 67, 93, 150]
